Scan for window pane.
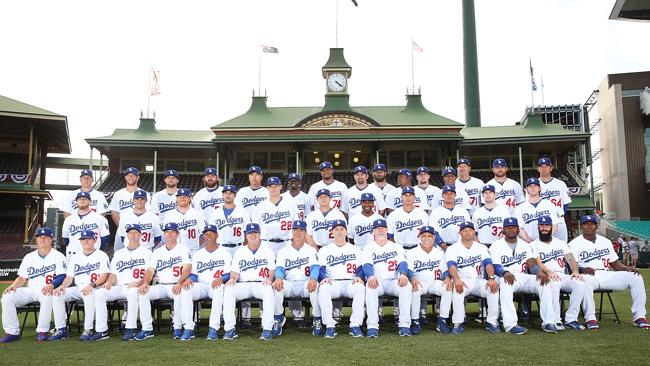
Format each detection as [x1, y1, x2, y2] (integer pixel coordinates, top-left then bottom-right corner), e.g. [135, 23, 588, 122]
[406, 150, 422, 168]
[236, 152, 250, 170]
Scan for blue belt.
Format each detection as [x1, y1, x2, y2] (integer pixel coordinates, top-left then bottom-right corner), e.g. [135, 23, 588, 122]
[220, 243, 242, 248]
[267, 239, 287, 243]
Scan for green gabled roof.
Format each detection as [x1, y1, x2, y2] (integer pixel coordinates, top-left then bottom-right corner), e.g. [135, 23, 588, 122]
[0, 95, 63, 117]
[86, 129, 214, 146]
[210, 132, 462, 143]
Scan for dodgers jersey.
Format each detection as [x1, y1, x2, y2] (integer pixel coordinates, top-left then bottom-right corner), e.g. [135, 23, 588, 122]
[568, 235, 619, 271]
[282, 190, 310, 220]
[361, 241, 407, 281]
[455, 177, 485, 210]
[191, 246, 232, 284]
[231, 245, 276, 282]
[429, 189, 472, 211]
[472, 205, 511, 244]
[415, 185, 441, 210]
[116, 210, 162, 250]
[150, 189, 177, 221]
[429, 206, 471, 234]
[531, 238, 572, 274]
[306, 180, 348, 210]
[406, 245, 448, 282]
[514, 199, 560, 241]
[253, 197, 298, 240]
[208, 205, 250, 245]
[318, 243, 362, 280]
[489, 238, 535, 273]
[445, 242, 491, 280]
[387, 207, 429, 247]
[149, 243, 192, 284]
[485, 178, 525, 214]
[18, 249, 67, 288]
[341, 184, 387, 215]
[61, 189, 109, 215]
[385, 186, 430, 211]
[109, 187, 151, 214]
[164, 208, 207, 252]
[61, 211, 110, 257]
[235, 186, 269, 218]
[539, 177, 572, 217]
[371, 182, 396, 202]
[347, 212, 383, 249]
[276, 244, 318, 282]
[306, 208, 346, 247]
[192, 186, 225, 221]
[67, 249, 110, 286]
[110, 246, 152, 285]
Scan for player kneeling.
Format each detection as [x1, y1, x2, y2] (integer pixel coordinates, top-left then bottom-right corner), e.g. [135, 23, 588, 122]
[223, 223, 277, 341]
[95, 224, 152, 341]
[446, 222, 500, 334]
[136, 223, 193, 340]
[363, 219, 412, 337]
[318, 220, 365, 338]
[406, 226, 452, 335]
[182, 225, 232, 340]
[272, 220, 321, 336]
[1, 228, 67, 343]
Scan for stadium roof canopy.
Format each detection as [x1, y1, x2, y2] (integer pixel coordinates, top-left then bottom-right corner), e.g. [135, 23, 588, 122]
[610, 0, 650, 21]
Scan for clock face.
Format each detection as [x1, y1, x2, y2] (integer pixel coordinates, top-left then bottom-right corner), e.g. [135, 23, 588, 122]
[327, 73, 347, 92]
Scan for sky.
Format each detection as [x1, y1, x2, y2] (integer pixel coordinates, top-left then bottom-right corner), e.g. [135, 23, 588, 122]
[0, 0, 647, 164]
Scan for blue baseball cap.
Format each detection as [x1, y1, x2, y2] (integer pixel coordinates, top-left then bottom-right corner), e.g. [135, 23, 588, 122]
[125, 224, 142, 233]
[372, 218, 388, 229]
[222, 185, 237, 193]
[75, 191, 91, 200]
[481, 184, 496, 193]
[492, 158, 507, 168]
[204, 167, 218, 176]
[537, 216, 553, 225]
[442, 185, 456, 194]
[537, 157, 553, 166]
[316, 188, 331, 197]
[292, 220, 307, 231]
[245, 223, 261, 234]
[80, 169, 93, 177]
[442, 167, 457, 176]
[373, 163, 387, 172]
[164, 169, 178, 178]
[418, 225, 437, 236]
[287, 173, 301, 181]
[202, 224, 218, 234]
[79, 230, 95, 240]
[176, 188, 191, 197]
[133, 189, 148, 199]
[330, 219, 347, 230]
[125, 167, 139, 176]
[503, 217, 519, 227]
[354, 166, 368, 174]
[401, 186, 415, 195]
[456, 158, 471, 167]
[319, 162, 334, 170]
[580, 215, 598, 225]
[360, 192, 375, 201]
[248, 166, 263, 174]
[266, 177, 281, 186]
[163, 222, 179, 232]
[35, 227, 54, 238]
[525, 177, 540, 187]
[459, 221, 475, 231]
[416, 166, 430, 174]
[398, 168, 412, 177]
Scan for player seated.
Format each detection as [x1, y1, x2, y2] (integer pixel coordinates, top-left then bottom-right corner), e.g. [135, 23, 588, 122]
[273, 220, 321, 336]
[136, 222, 193, 341]
[94, 224, 152, 341]
[317, 220, 366, 338]
[568, 215, 650, 330]
[223, 223, 277, 341]
[406, 226, 452, 335]
[57, 230, 110, 341]
[0, 228, 67, 343]
[363, 219, 412, 337]
[446, 222, 500, 334]
[182, 225, 232, 340]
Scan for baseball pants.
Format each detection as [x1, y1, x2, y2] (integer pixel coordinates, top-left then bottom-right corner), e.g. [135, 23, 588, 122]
[274, 280, 321, 318]
[94, 285, 139, 332]
[183, 282, 225, 331]
[411, 279, 452, 320]
[582, 271, 647, 322]
[223, 282, 275, 331]
[139, 284, 193, 331]
[1, 287, 67, 334]
[64, 287, 98, 331]
[366, 279, 412, 329]
[318, 280, 365, 328]
[499, 273, 554, 329]
[451, 278, 499, 326]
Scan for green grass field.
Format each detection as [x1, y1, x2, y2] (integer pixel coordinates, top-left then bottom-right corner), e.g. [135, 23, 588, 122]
[1, 272, 649, 366]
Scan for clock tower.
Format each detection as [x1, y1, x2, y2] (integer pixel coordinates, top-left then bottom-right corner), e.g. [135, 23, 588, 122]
[322, 48, 352, 112]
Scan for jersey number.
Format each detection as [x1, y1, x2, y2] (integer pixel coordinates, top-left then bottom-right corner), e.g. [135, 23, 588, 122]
[90, 273, 98, 282]
[602, 259, 609, 269]
[141, 232, 150, 242]
[213, 270, 223, 278]
[304, 266, 310, 276]
[172, 266, 183, 277]
[280, 221, 292, 231]
[233, 227, 242, 236]
[434, 269, 441, 280]
[258, 267, 270, 278]
[132, 268, 145, 279]
[490, 226, 502, 237]
[470, 197, 477, 206]
[45, 274, 53, 284]
[188, 228, 197, 239]
[556, 257, 565, 268]
[387, 260, 397, 272]
[346, 263, 357, 274]
[505, 198, 516, 208]
[550, 198, 562, 207]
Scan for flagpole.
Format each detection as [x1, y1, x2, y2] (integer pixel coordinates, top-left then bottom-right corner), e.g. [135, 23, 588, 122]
[258, 46, 262, 96]
[541, 73, 545, 106]
[147, 64, 151, 118]
[335, 0, 339, 47]
[411, 39, 415, 92]
[529, 58, 534, 110]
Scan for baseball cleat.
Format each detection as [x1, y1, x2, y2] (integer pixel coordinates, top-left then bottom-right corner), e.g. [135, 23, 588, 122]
[222, 329, 238, 340]
[505, 325, 527, 335]
[172, 329, 183, 339]
[349, 326, 364, 338]
[633, 318, 650, 329]
[134, 330, 155, 341]
[555, 323, 566, 331]
[366, 328, 379, 338]
[398, 327, 412, 337]
[272, 315, 286, 337]
[259, 329, 273, 341]
[437, 318, 451, 334]
[312, 317, 323, 336]
[542, 324, 558, 334]
[585, 320, 600, 330]
[36, 332, 48, 342]
[79, 329, 94, 341]
[206, 327, 219, 340]
[0, 333, 20, 343]
[180, 329, 195, 341]
[122, 329, 137, 341]
[88, 331, 110, 341]
[410, 319, 421, 335]
[485, 323, 501, 334]
[564, 321, 584, 330]
[451, 324, 464, 334]
[48, 328, 68, 341]
[324, 327, 337, 339]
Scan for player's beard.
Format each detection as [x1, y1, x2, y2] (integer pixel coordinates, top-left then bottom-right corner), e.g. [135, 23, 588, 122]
[373, 175, 385, 182]
[495, 171, 506, 178]
[166, 183, 177, 189]
[205, 179, 218, 189]
[538, 230, 552, 242]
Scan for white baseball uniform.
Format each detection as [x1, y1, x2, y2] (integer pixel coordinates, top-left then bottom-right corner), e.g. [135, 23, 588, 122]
[306, 208, 346, 247]
[274, 244, 321, 318]
[406, 245, 451, 321]
[61, 189, 109, 215]
[514, 199, 560, 241]
[341, 184, 387, 216]
[429, 189, 472, 212]
[150, 189, 177, 222]
[347, 212, 383, 250]
[192, 186, 225, 222]
[415, 185, 441, 210]
[307, 180, 348, 211]
[61, 211, 110, 258]
[208, 205, 251, 256]
[385, 187, 430, 211]
[371, 182, 396, 202]
[235, 186, 269, 218]
[254, 197, 298, 254]
[164, 208, 207, 253]
[109, 187, 151, 214]
[282, 190, 311, 220]
[64, 249, 110, 330]
[539, 178, 572, 241]
[455, 177, 484, 210]
[485, 178, 525, 214]
[387, 207, 429, 249]
[472, 205, 510, 245]
[429, 206, 471, 235]
[116, 210, 162, 250]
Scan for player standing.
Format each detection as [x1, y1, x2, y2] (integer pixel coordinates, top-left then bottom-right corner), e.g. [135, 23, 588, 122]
[306, 188, 346, 249]
[60, 169, 109, 218]
[342, 166, 386, 217]
[109, 167, 150, 251]
[208, 185, 250, 256]
[387, 187, 429, 250]
[537, 157, 572, 241]
[514, 178, 560, 243]
[414, 166, 441, 209]
[150, 169, 179, 222]
[235, 166, 269, 218]
[370, 163, 396, 202]
[192, 167, 224, 222]
[61, 191, 110, 259]
[116, 189, 162, 250]
[429, 167, 471, 211]
[455, 159, 484, 211]
[306, 162, 348, 211]
[282, 173, 310, 220]
[347, 193, 383, 250]
[486, 159, 525, 214]
[164, 188, 206, 254]
[385, 169, 429, 214]
[254, 177, 298, 254]
[472, 185, 510, 246]
[429, 186, 470, 247]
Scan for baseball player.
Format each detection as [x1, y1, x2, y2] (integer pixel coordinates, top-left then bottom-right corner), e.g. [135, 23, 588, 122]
[472, 184, 511, 246]
[363, 219, 412, 337]
[273, 220, 321, 336]
[136, 222, 193, 341]
[0, 228, 67, 343]
[370, 163, 396, 202]
[223, 223, 277, 341]
[235, 166, 269, 218]
[61, 191, 110, 259]
[164, 188, 207, 254]
[57, 230, 110, 341]
[537, 157, 572, 241]
[94, 224, 152, 341]
[530, 216, 587, 331]
[428, 185, 471, 244]
[192, 167, 224, 222]
[60, 169, 109, 218]
[446, 221, 499, 334]
[429, 167, 472, 211]
[414, 166, 441, 209]
[385, 169, 429, 214]
[116, 189, 162, 250]
[342, 166, 386, 217]
[183, 225, 232, 340]
[306, 188, 346, 249]
[406, 225, 452, 335]
[568, 215, 649, 330]
[455, 159, 484, 211]
[150, 169, 179, 222]
[317, 220, 365, 338]
[306, 162, 348, 211]
[109, 167, 151, 251]
[282, 173, 311, 220]
[486, 158, 525, 214]
[347, 193, 383, 250]
[387, 187, 429, 250]
[514, 178, 560, 243]
[254, 177, 298, 254]
[208, 185, 250, 256]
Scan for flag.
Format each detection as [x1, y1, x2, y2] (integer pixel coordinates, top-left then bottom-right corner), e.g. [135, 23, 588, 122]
[412, 40, 423, 53]
[529, 59, 537, 92]
[261, 45, 279, 54]
[150, 68, 161, 96]
[351, 0, 358, 6]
